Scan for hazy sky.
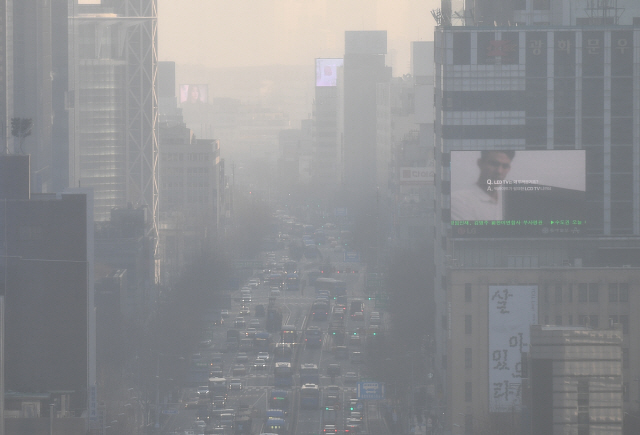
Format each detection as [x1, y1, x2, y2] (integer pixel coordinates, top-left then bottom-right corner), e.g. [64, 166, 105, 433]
[158, 0, 439, 75]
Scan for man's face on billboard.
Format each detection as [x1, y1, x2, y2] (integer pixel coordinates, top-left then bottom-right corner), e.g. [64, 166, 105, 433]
[477, 151, 512, 182]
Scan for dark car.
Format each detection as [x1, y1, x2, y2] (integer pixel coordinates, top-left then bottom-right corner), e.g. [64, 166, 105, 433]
[327, 363, 341, 376]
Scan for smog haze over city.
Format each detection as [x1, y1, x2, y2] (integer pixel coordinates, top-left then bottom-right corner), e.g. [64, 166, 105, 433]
[3, 0, 640, 435]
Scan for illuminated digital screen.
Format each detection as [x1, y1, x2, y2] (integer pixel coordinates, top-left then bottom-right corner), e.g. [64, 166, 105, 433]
[315, 59, 343, 87]
[179, 84, 209, 105]
[450, 150, 586, 237]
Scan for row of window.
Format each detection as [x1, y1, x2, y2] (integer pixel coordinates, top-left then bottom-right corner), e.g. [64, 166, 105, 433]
[162, 153, 211, 162]
[463, 313, 629, 335]
[464, 283, 630, 304]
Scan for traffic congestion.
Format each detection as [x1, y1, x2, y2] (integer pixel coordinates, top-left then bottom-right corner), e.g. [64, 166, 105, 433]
[164, 213, 389, 435]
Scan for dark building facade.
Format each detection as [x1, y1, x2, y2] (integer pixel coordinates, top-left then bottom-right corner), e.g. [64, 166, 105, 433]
[0, 155, 93, 417]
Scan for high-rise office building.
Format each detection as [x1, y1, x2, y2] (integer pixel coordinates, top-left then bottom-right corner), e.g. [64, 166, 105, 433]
[343, 31, 391, 206]
[433, 1, 640, 432]
[72, 0, 158, 240]
[313, 58, 343, 193]
[0, 155, 94, 433]
[0, 0, 13, 155]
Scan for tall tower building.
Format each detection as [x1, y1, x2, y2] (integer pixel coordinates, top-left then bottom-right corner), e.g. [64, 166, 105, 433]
[0, 0, 13, 155]
[72, 0, 158, 241]
[313, 58, 343, 196]
[433, 1, 640, 432]
[342, 30, 391, 234]
[0, 155, 95, 432]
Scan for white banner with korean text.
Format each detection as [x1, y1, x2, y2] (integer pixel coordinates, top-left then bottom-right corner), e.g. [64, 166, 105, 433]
[488, 285, 538, 412]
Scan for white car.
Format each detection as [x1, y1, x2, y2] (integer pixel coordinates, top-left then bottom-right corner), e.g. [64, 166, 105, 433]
[270, 288, 281, 298]
[256, 351, 270, 362]
[248, 279, 261, 288]
[344, 372, 358, 383]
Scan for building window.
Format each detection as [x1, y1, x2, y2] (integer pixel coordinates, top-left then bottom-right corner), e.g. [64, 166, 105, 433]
[589, 284, 599, 302]
[610, 315, 619, 328]
[555, 315, 562, 325]
[619, 283, 629, 303]
[465, 284, 472, 302]
[589, 315, 599, 329]
[442, 354, 447, 370]
[620, 315, 629, 334]
[578, 315, 588, 326]
[623, 381, 630, 402]
[465, 348, 472, 369]
[465, 413, 474, 435]
[623, 348, 629, 369]
[544, 315, 549, 325]
[543, 285, 549, 303]
[578, 284, 588, 302]
[465, 382, 472, 402]
[568, 315, 573, 325]
[577, 379, 589, 429]
[609, 283, 619, 302]
[567, 284, 573, 303]
[442, 315, 447, 330]
[555, 285, 563, 303]
[465, 315, 472, 334]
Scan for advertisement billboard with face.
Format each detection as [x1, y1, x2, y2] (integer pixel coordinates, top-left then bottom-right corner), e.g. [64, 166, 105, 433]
[450, 150, 586, 237]
[179, 84, 209, 105]
[315, 59, 343, 87]
[488, 285, 538, 412]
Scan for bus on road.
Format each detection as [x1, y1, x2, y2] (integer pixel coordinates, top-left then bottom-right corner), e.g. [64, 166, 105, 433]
[300, 363, 320, 385]
[300, 384, 320, 409]
[281, 325, 298, 344]
[269, 390, 289, 413]
[315, 278, 347, 299]
[304, 326, 323, 348]
[274, 362, 293, 388]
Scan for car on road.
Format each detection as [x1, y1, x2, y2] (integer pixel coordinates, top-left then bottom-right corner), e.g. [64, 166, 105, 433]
[209, 365, 223, 378]
[351, 351, 364, 363]
[196, 385, 209, 396]
[248, 278, 261, 288]
[253, 358, 267, 370]
[344, 372, 358, 383]
[198, 339, 212, 349]
[234, 317, 246, 329]
[323, 424, 337, 434]
[232, 364, 247, 376]
[235, 352, 249, 363]
[351, 311, 364, 321]
[369, 311, 381, 325]
[228, 378, 243, 390]
[327, 364, 341, 376]
[239, 307, 251, 316]
[257, 351, 270, 362]
[249, 319, 261, 328]
[269, 288, 281, 298]
[220, 309, 229, 317]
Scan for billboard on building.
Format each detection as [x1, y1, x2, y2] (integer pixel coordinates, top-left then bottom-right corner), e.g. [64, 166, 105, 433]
[488, 285, 538, 412]
[179, 84, 209, 105]
[316, 59, 343, 87]
[450, 150, 586, 237]
[400, 166, 434, 185]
